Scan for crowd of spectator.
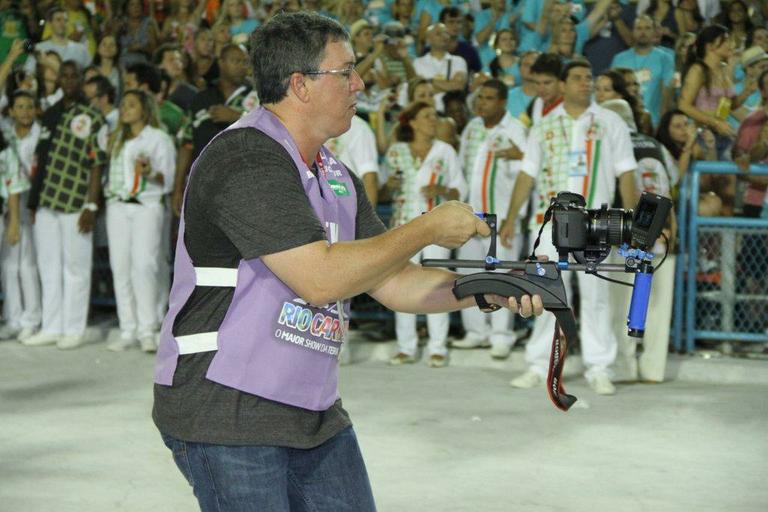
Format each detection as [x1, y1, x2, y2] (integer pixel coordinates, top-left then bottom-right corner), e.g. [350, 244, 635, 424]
[0, 0, 767, 393]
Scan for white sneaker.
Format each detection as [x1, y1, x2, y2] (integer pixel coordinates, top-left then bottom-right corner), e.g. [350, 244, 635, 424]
[389, 352, 417, 365]
[21, 331, 59, 347]
[57, 335, 86, 350]
[451, 333, 491, 349]
[489, 345, 512, 360]
[139, 335, 157, 353]
[16, 327, 37, 342]
[588, 373, 616, 396]
[0, 325, 21, 340]
[509, 370, 542, 389]
[107, 338, 137, 352]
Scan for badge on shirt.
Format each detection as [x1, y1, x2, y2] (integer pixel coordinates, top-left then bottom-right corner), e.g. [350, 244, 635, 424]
[328, 179, 350, 197]
[636, 68, 651, 84]
[568, 150, 588, 177]
[70, 113, 92, 139]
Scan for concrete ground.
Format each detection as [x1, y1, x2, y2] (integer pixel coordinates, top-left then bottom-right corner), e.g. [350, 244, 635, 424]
[1, 335, 767, 512]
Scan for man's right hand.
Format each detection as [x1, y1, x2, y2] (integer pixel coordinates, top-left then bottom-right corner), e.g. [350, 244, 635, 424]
[426, 201, 490, 249]
[498, 218, 516, 248]
[172, 188, 184, 217]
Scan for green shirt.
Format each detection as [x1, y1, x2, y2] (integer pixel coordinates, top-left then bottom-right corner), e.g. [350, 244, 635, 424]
[159, 100, 188, 145]
[0, 10, 29, 66]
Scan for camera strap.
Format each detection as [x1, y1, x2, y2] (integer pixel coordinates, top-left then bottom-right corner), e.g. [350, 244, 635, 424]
[548, 310, 579, 412]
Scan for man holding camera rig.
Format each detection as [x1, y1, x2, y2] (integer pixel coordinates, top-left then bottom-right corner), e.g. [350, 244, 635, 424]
[500, 60, 639, 396]
[153, 13, 542, 510]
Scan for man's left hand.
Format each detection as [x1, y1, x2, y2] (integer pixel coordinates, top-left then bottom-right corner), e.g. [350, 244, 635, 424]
[494, 145, 523, 160]
[78, 210, 96, 234]
[486, 293, 544, 318]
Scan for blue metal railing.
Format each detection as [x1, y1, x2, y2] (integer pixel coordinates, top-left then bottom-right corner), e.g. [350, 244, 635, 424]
[673, 161, 768, 353]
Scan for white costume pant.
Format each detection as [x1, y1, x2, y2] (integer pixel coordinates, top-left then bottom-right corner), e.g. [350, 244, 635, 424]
[34, 208, 93, 337]
[395, 244, 450, 357]
[523, 228, 617, 379]
[106, 201, 164, 340]
[2, 202, 41, 329]
[457, 233, 523, 348]
[611, 254, 675, 382]
[155, 200, 171, 325]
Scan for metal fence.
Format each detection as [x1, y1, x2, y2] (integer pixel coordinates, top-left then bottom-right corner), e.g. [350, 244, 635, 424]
[673, 161, 768, 353]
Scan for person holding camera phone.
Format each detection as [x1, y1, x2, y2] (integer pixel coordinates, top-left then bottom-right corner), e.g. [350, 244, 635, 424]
[501, 60, 639, 395]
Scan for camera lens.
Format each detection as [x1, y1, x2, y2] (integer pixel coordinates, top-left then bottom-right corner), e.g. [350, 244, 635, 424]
[588, 206, 632, 247]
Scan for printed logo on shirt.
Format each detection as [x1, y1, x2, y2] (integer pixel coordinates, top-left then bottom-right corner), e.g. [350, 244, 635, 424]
[274, 300, 343, 355]
[327, 179, 350, 197]
[70, 114, 92, 139]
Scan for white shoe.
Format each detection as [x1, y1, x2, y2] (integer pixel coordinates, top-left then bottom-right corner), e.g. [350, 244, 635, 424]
[21, 331, 59, 347]
[451, 333, 491, 349]
[139, 335, 157, 353]
[509, 370, 542, 389]
[16, 327, 37, 342]
[389, 352, 417, 365]
[57, 335, 86, 350]
[588, 373, 616, 396]
[0, 325, 21, 340]
[108, 338, 137, 352]
[489, 345, 512, 360]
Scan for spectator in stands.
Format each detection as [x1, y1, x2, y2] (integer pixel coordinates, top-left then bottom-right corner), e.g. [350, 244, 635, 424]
[488, 29, 520, 88]
[375, 21, 417, 90]
[656, 108, 726, 215]
[453, 79, 527, 359]
[212, 19, 233, 58]
[189, 28, 218, 89]
[414, 23, 468, 112]
[638, 0, 683, 48]
[747, 26, 768, 54]
[385, 101, 467, 368]
[582, 0, 635, 75]
[26, 61, 108, 349]
[442, 90, 468, 144]
[218, 0, 259, 46]
[416, 0, 454, 52]
[611, 15, 675, 128]
[172, 44, 256, 216]
[0, 91, 42, 343]
[105, 89, 175, 353]
[503, 61, 638, 395]
[721, 0, 753, 52]
[506, 50, 539, 122]
[93, 34, 121, 94]
[595, 69, 652, 135]
[536, 0, 613, 57]
[473, 0, 513, 69]
[36, 51, 63, 112]
[735, 46, 768, 114]
[435, 7, 479, 75]
[680, 24, 754, 160]
[117, 0, 159, 68]
[154, 43, 198, 111]
[602, 98, 677, 384]
[160, 0, 204, 53]
[84, 75, 119, 131]
[733, 69, 768, 216]
[36, 6, 91, 71]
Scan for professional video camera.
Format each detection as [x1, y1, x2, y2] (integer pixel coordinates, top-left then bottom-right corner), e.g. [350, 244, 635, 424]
[422, 191, 673, 411]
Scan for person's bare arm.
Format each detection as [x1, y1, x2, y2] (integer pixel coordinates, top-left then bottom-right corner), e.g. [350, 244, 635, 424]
[585, 0, 614, 38]
[499, 172, 535, 248]
[261, 201, 490, 306]
[172, 144, 193, 217]
[618, 170, 639, 208]
[678, 65, 734, 136]
[362, 173, 378, 207]
[432, 71, 467, 92]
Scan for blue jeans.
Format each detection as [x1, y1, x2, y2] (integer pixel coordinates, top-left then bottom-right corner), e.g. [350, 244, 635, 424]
[161, 427, 377, 511]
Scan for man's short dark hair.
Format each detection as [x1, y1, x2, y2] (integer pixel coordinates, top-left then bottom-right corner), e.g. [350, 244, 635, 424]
[439, 6, 462, 22]
[85, 75, 117, 104]
[443, 89, 467, 107]
[560, 59, 592, 82]
[249, 12, 348, 104]
[126, 63, 162, 94]
[47, 6, 66, 21]
[481, 78, 509, 101]
[153, 43, 181, 66]
[530, 53, 563, 78]
[220, 43, 246, 60]
[10, 90, 36, 108]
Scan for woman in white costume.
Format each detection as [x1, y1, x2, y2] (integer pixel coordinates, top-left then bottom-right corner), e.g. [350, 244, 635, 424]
[384, 101, 467, 368]
[105, 90, 176, 352]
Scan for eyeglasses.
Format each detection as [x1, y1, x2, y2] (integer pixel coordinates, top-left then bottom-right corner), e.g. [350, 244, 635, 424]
[301, 65, 358, 80]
